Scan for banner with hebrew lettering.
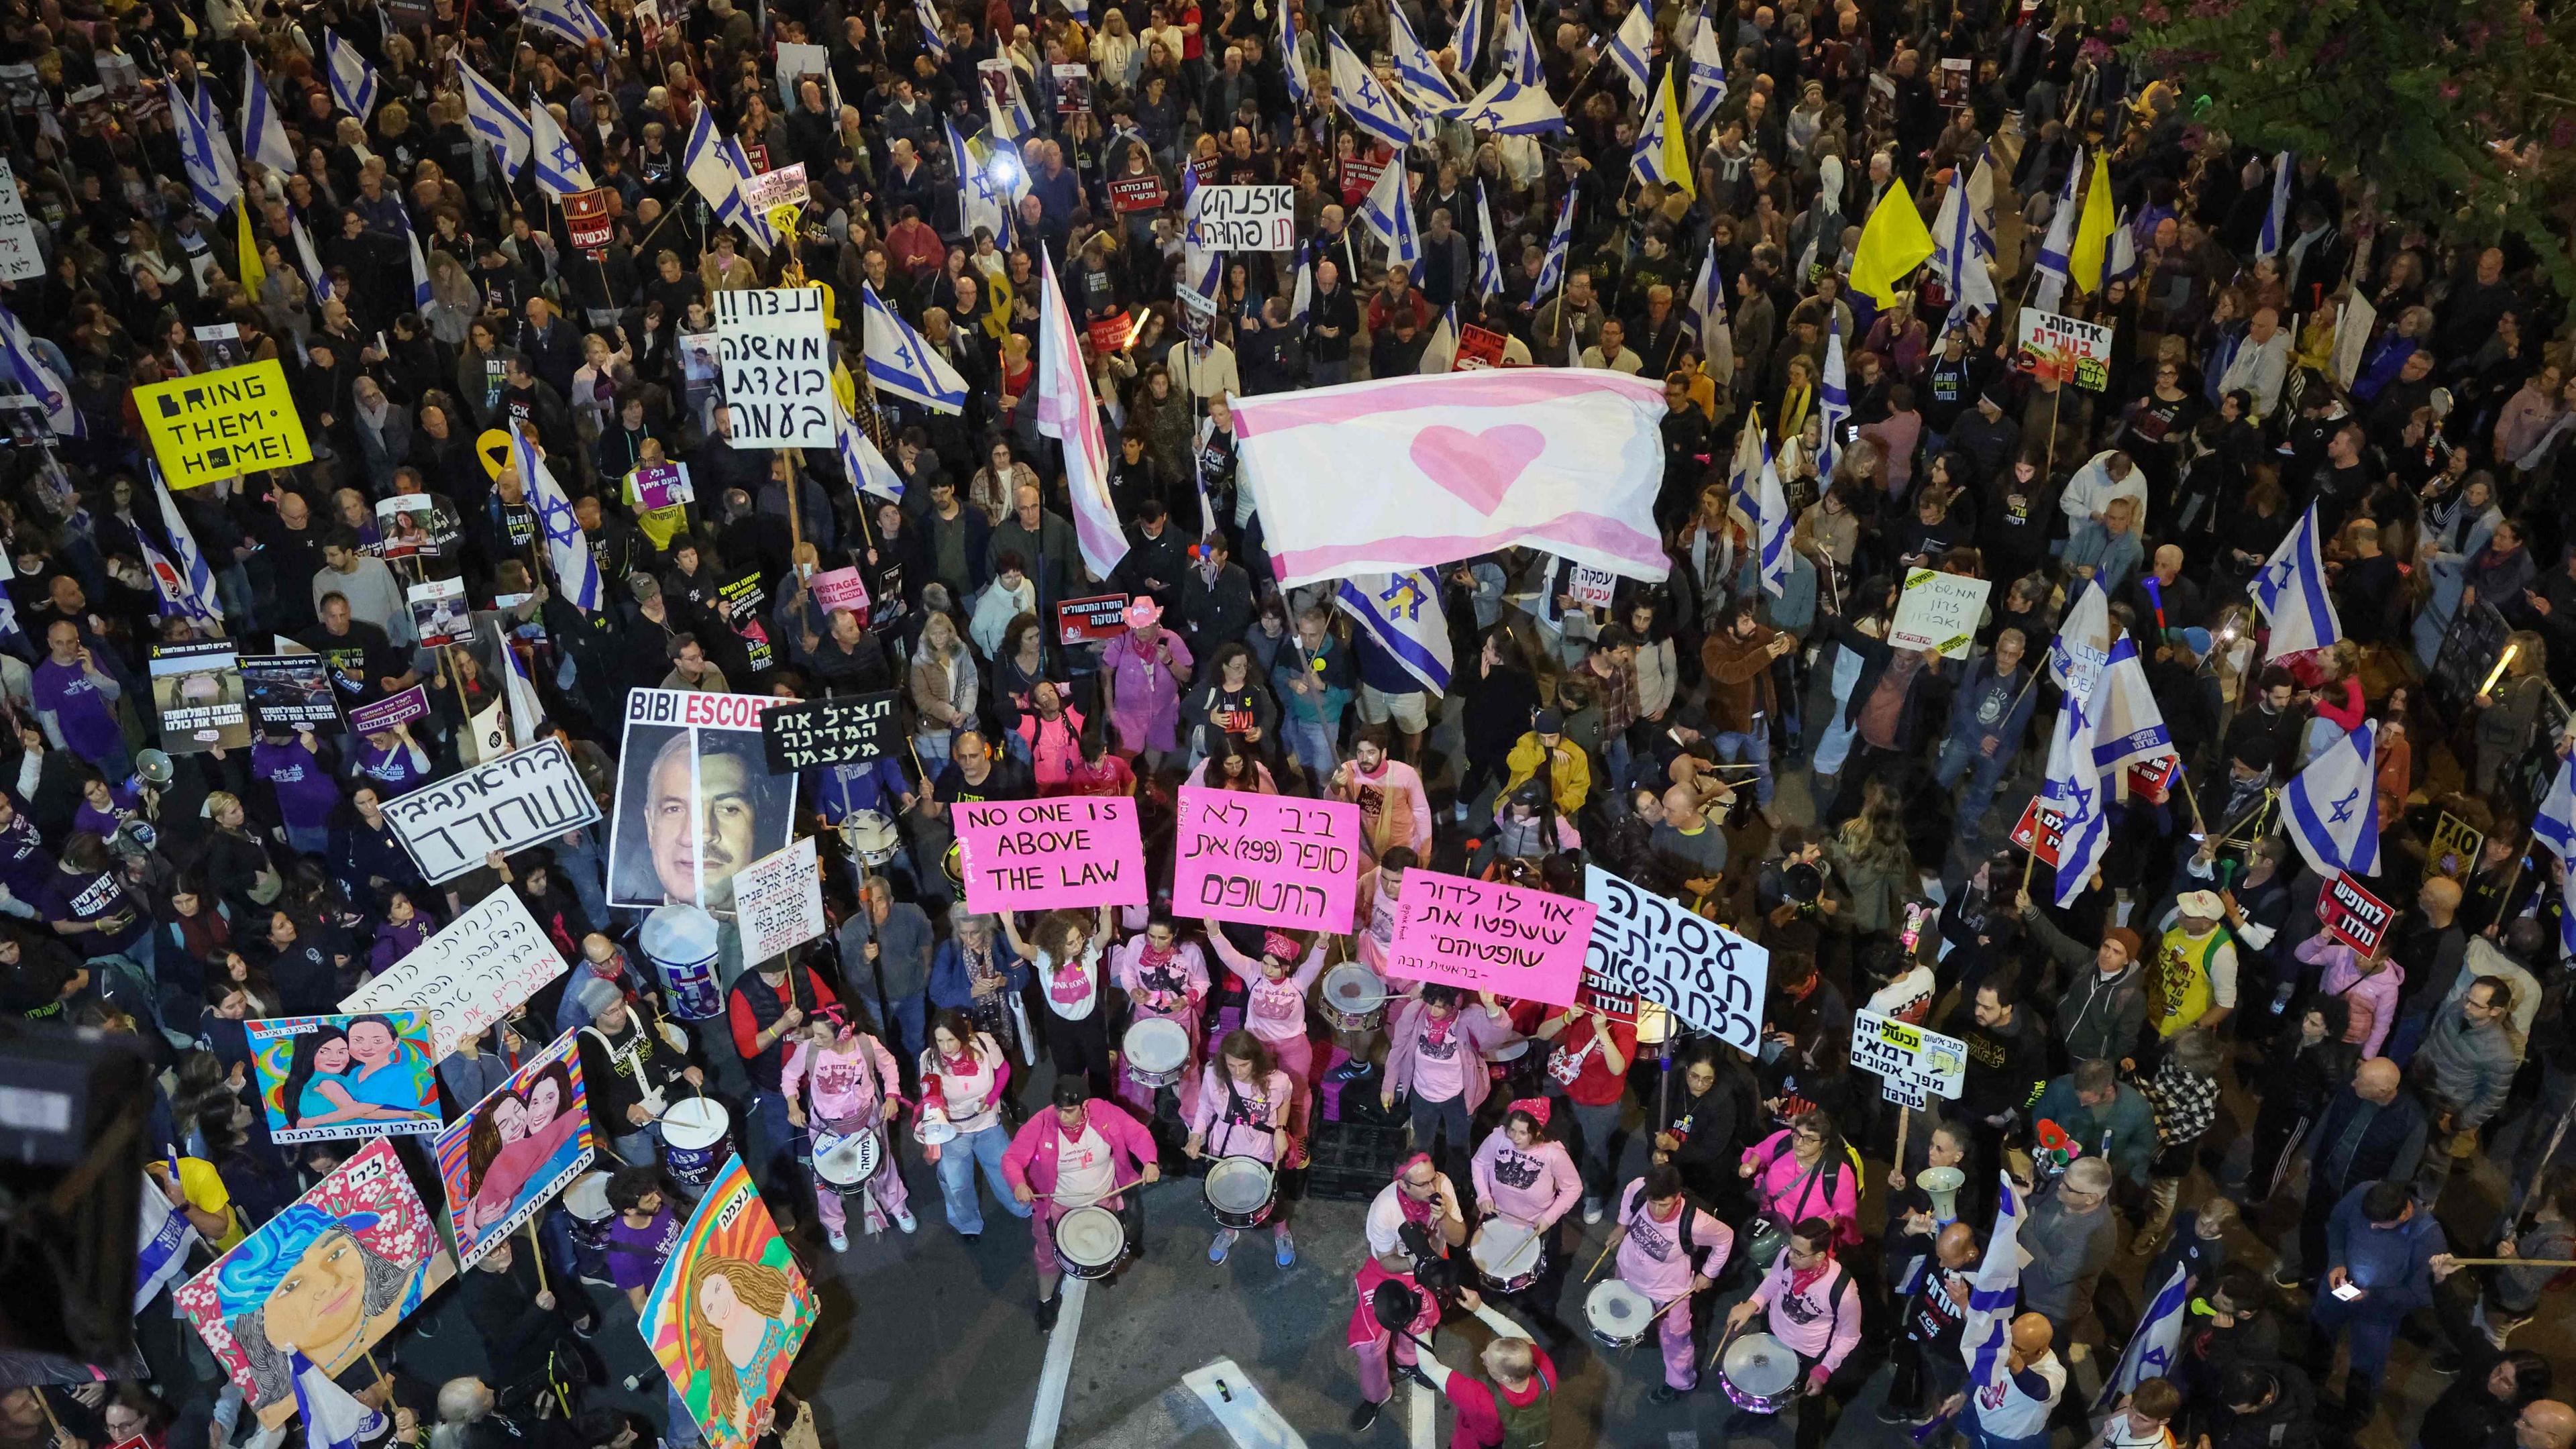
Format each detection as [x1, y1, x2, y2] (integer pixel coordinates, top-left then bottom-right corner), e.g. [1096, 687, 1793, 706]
[341, 889, 571, 1059]
[1384, 868, 1593, 1006]
[382, 737, 602, 883]
[1581, 865, 1768, 1050]
[641, 1155, 816, 1449]
[432, 1029, 594, 1267]
[1171, 786, 1360, 932]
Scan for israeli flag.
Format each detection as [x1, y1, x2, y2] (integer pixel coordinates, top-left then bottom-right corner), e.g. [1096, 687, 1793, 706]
[860, 284, 970, 413]
[2031, 145, 2080, 313]
[835, 391, 906, 502]
[683, 107, 775, 252]
[1386, 2, 1456, 105]
[2532, 753, 2576, 959]
[1473, 183, 1503, 298]
[2251, 502, 2341, 657]
[510, 424, 604, 612]
[2090, 635, 2172, 775]
[522, 0, 612, 44]
[173, 82, 241, 219]
[400, 211, 433, 308]
[949, 117, 1016, 245]
[1815, 327, 1849, 477]
[1454, 0, 1485, 76]
[1335, 570, 1453, 693]
[1960, 1173, 2026, 1399]
[2256, 151, 2293, 260]
[0, 304, 80, 437]
[1534, 186, 1576, 301]
[459, 64, 533, 180]
[148, 468, 226, 630]
[1629, 62, 1684, 189]
[529, 97, 596, 197]
[1684, 7, 1728, 130]
[2283, 722, 2380, 879]
[2041, 665, 2112, 906]
[1287, 241, 1313, 329]
[1686, 244, 1727, 342]
[1329, 30, 1415, 150]
[1503, 0, 1547, 85]
[500, 629, 545, 747]
[1729, 413, 1790, 599]
[1604, 3, 1654, 91]
[241, 59, 297, 173]
[1931, 157, 1998, 320]
[2095, 1262, 2190, 1413]
[290, 213, 332, 303]
[133, 1173, 199, 1313]
[2109, 209, 2139, 282]
[1438, 68, 1566, 134]
[1283, 0, 1318, 108]
[2047, 576, 2113, 696]
[324, 30, 382, 118]
[917, 0, 950, 57]
[1357, 155, 1421, 269]
[290, 1351, 384, 1449]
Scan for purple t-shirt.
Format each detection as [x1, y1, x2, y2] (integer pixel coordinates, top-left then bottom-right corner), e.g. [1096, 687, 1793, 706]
[252, 741, 345, 828]
[42, 865, 146, 953]
[0, 812, 55, 899]
[32, 659, 121, 763]
[355, 741, 428, 796]
[606, 1206, 681, 1293]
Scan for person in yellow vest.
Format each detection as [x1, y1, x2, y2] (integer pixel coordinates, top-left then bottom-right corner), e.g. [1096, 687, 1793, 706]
[2149, 891, 2237, 1038]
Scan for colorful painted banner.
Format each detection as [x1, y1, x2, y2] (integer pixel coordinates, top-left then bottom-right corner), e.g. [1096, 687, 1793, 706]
[174, 1139, 454, 1428]
[341, 888, 570, 1059]
[955, 796, 1147, 912]
[1581, 865, 1767, 1049]
[643, 1155, 818, 1449]
[1385, 869, 1593, 1006]
[248, 1010, 441, 1143]
[2319, 872, 2394, 955]
[433, 1029, 595, 1267]
[1172, 787, 1360, 932]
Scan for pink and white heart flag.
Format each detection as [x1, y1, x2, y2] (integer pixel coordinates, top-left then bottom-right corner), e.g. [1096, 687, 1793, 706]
[1229, 368, 1672, 590]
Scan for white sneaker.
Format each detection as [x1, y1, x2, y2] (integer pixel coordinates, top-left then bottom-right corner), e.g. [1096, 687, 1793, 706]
[895, 1209, 918, 1234]
[1582, 1199, 1604, 1226]
[828, 1229, 850, 1252]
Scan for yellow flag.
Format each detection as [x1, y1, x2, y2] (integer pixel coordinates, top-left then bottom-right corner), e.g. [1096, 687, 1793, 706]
[2068, 152, 2115, 294]
[1849, 185, 1934, 305]
[234, 204, 265, 297]
[1656, 67, 1695, 199]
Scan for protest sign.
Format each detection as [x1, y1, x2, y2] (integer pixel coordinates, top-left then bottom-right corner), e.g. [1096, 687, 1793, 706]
[2125, 754, 2180, 804]
[631, 461, 696, 510]
[611, 689, 800, 910]
[342, 889, 572, 1058]
[1849, 1007, 1969, 1099]
[564, 188, 612, 250]
[193, 324, 247, 368]
[713, 286, 833, 447]
[407, 576, 470, 647]
[2319, 872, 2394, 955]
[2009, 800, 2066, 866]
[241, 655, 337, 729]
[1568, 565, 1617, 609]
[174, 1140, 454, 1428]
[1052, 62, 1092, 111]
[433, 1030, 594, 1267]
[1189, 184, 1297, 250]
[381, 737, 605, 884]
[955, 796, 1148, 912]
[347, 684, 429, 735]
[248, 1010, 441, 1143]
[1173, 787, 1360, 932]
[759, 690, 899, 772]
[135, 359, 313, 488]
[773, 42, 829, 105]
[462, 696, 510, 765]
[376, 493, 460, 558]
[810, 566, 870, 615]
[1109, 174, 1165, 213]
[1580, 865, 1766, 1048]
[2016, 308, 2114, 391]
[1453, 323, 1510, 370]
[1387, 869, 1595, 1007]
[149, 641, 251, 753]
[1057, 594, 1131, 644]
[0, 159, 43, 282]
[1935, 55, 1971, 105]
[643, 1155, 817, 1449]
[737, 162, 808, 215]
[1888, 568, 1992, 657]
[1087, 313, 1139, 354]
[2431, 811, 2485, 876]
[735, 838, 826, 963]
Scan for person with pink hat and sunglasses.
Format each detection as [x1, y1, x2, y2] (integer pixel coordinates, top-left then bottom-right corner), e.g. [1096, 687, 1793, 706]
[1098, 596, 1194, 769]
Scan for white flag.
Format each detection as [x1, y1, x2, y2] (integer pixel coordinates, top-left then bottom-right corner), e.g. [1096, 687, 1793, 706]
[2047, 576, 2113, 696]
[2250, 502, 2342, 657]
[2282, 722, 2381, 879]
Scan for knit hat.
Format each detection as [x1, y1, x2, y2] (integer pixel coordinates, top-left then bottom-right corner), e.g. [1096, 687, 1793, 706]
[1533, 708, 1564, 736]
[2102, 926, 2144, 963]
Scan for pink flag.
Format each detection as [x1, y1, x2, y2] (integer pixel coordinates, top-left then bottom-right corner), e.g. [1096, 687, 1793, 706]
[1036, 247, 1130, 580]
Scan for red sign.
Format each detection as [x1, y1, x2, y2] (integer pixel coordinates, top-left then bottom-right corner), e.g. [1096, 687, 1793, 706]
[564, 189, 612, 250]
[2125, 754, 2179, 804]
[2010, 800, 2067, 867]
[2318, 873, 2394, 955]
[1579, 972, 1638, 1021]
[1086, 313, 1138, 355]
[1452, 323, 1509, 371]
[1056, 594, 1130, 645]
[1340, 156, 1389, 198]
[1109, 173, 1166, 213]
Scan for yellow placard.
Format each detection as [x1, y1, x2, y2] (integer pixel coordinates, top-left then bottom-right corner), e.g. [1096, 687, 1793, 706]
[135, 358, 311, 488]
[477, 428, 513, 479]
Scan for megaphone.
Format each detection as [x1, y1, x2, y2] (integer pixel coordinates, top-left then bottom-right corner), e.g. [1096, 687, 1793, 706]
[1918, 1165, 1966, 1225]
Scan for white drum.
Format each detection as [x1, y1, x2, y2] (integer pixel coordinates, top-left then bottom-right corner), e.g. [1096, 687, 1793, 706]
[1487, 1036, 1531, 1063]
[1721, 1331, 1802, 1414]
[1470, 1217, 1546, 1293]
[1584, 1280, 1656, 1349]
[1320, 964, 1388, 1032]
[1055, 1204, 1127, 1279]
[814, 1129, 883, 1199]
[1123, 1018, 1190, 1087]
[564, 1171, 614, 1253]
[841, 810, 900, 867]
[661, 1097, 733, 1193]
[1203, 1155, 1277, 1229]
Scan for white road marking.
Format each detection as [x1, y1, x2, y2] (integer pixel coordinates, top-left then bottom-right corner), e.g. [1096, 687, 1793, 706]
[1181, 1358, 1307, 1449]
[1025, 1279, 1090, 1449]
[1408, 1377, 1434, 1449]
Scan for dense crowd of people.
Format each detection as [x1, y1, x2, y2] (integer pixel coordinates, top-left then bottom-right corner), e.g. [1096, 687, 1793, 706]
[4, 0, 2576, 1442]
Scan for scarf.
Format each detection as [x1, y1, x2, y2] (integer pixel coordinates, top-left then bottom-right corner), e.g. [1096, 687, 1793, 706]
[1788, 1248, 1835, 1299]
[1393, 1154, 1439, 1228]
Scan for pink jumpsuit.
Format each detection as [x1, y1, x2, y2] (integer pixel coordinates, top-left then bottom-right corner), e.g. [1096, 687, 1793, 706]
[780, 1033, 910, 1235]
[1613, 1177, 1733, 1390]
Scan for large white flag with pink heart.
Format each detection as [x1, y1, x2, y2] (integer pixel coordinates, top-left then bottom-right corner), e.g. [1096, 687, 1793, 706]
[1230, 368, 1672, 590]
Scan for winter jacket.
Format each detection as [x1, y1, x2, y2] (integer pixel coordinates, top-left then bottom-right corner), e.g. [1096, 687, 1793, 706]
[2411, 1004, 2518, 1130]
[2302, 937, 2404, 1058]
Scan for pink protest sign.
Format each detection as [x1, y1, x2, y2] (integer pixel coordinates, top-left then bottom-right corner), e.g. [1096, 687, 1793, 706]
[956, 796, 1147, 912]
[1173, 786, 1359, 932]
[810, 566, 871, 615]
[1385, 869, 1595, 1007]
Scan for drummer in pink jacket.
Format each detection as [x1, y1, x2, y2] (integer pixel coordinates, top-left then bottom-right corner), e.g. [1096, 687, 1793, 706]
[780, 1012, 914, 1250]
[1005, 1079, 1163, 1330]
[1466, 1100, 1585, 1334]
[1108, 914, 1211, 1119]
[1183, 1030, 1297, 1268]
[1605, 1163, 1732, 1401]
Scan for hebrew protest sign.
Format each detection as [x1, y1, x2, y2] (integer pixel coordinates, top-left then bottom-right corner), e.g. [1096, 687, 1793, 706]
[347, 685, 429, 735]
[713, 286, 833, 447]
[1187, 184, 1297, 250]
[610, 689, 799, 910]
[2010, 800, 2066, 867]
[341, 888, 572, 1059]
[642, 1155, 817, 1449]
[759, 691, 898, 773]
[955, 796, 1148, 913]
[1387, 869, 1595, 1008]
[174, 1139, 454, 1428]
[2016, 308, 2114, 391]
[735, 838, 826, 964]
[1581, 865, 1766, 1049]
[149, 641, 250, 753]
[248, 1010, 441, 1143]
[136, 358, 313, 488]
[2319, 873, 2394, 955]
[1849, 1007, 1968, 1099]
[1888, 568, 1992, 658]
[433, 1030, 595, 1267]
[1172, 786, 1360, 932]
[407, 577, 470, 648]
[0, 158, 40, 282]
[1057, 594, 1130, 645]
[381, 737, 604, 884]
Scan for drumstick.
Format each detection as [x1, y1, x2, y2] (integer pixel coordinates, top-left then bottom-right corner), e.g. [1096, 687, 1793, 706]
[1035, 1173, 1148, 1201]
[1707, 1318, 1743, 1371]
[1620, 1291, 1696, 1358]
[1585, 1238, 1617, 1281]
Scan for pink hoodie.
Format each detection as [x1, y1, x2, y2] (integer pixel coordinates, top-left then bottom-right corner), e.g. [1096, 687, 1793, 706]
[2299, 934, 2404, 1057]
[1470, 1127, 1583, 1229]
[1739, 1129, 1863, 1246]
[1187, 1065, 1293, 1162]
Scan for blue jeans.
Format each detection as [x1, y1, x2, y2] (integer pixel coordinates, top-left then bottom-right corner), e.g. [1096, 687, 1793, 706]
[1811, 648, 1865, 776]
[611, 1122, 660, 1167]
[934, 1121, 1028, 1235]
[883, 992, 925, 1077]
[1711, 729, 1773, 806]
[1283, 716, 1338, 778]
[743, 1090, 801, 1210]
[1311, 360, 1349, 387]
[1599, 731, 1632, 796]
[2310, 1287, 2410, 1385]
[1935, 734, 2012, 839]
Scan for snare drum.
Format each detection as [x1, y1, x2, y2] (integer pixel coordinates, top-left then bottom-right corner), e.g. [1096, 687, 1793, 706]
[641, 904, 725, 1020]
[1202, 1155, 1277, 1229]
[814, 1129, 883, 1199]
[1719, 1332, 1801, 1415]
[1122, 1018, 1190, 1088]
[563, 1171, 614, 1254]
[1487, 1036, 1530, 1064]
[1470, 1217, 1546, 1293]
[841, 810, 900, 867]
[660, 1097, 733, 1193]
[1054, 1204, 1128, 1279]
[1320, 963, 1388, 1032]
[1583, 1280, 1655, 1349]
